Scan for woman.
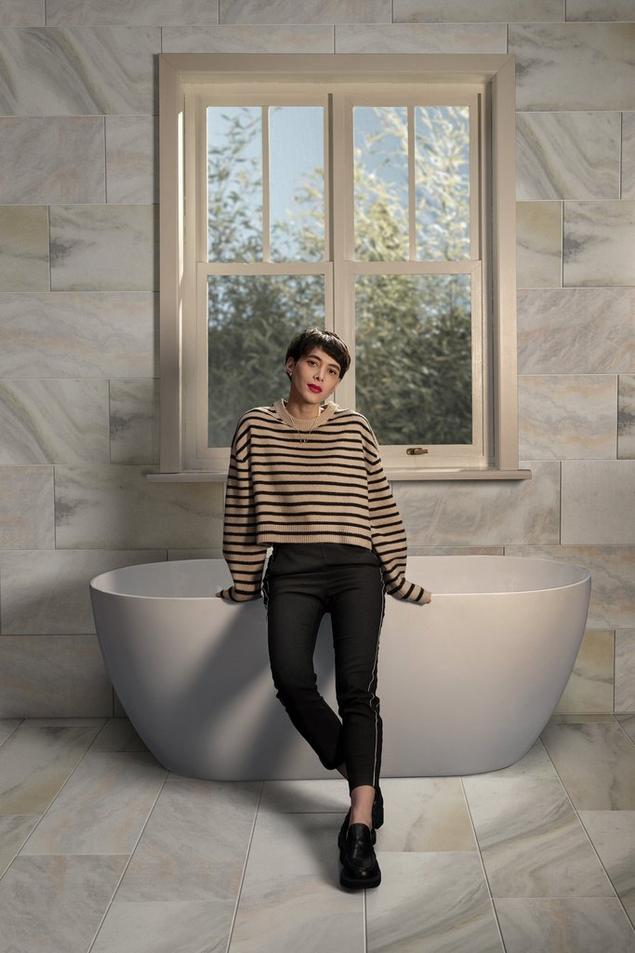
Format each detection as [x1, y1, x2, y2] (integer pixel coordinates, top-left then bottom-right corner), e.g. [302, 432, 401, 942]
[217, 327, 432, 890]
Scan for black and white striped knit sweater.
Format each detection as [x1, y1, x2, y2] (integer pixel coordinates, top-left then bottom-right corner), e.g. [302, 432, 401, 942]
[217, 396, 428, 605]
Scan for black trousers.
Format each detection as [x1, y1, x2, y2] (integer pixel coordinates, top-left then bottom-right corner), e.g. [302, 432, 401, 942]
[263, 542, 386, 794]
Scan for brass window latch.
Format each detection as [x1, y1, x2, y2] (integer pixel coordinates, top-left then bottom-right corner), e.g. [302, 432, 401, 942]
[406, 447, 429, 455]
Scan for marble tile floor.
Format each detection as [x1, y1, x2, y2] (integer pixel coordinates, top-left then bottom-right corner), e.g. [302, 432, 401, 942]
[1, 713, 634, 953]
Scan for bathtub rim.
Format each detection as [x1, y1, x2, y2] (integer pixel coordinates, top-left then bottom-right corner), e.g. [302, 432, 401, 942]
[89, 554, 592, 601]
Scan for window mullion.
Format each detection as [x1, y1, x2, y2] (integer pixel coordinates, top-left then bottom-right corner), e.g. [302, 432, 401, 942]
[331, 92, 355, 412]
[408, 103, 415, 261]
[262, 104, 270, 261]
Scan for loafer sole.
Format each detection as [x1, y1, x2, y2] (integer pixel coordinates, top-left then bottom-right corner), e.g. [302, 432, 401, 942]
[340, 857, 381, 889]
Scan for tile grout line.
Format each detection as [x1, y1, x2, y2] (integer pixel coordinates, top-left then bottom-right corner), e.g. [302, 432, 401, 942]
[85, 764, 172, 953]
[613, 627, 617, 716]
[619, 111, 622, 201]
[47, 203, 51, 293]
[559, 459, 562, 546]
[362, 887, 368, 953]
[458, 775, 509, 952]
[612, 708, 635, 748]
[462, 727, 635, 920]
[538, 729, 635, 925]
[0, 719, 109, 883]
[363, 884, 368, 953]
[103, 115, 107, 204]
[52, 458, 56, 550]
[0, 719, 25, 750]
[615, 373, 620, 460]
[224, 780, 266, 953]
[107, 378, 111, 464]
[560, 199, 564, 289]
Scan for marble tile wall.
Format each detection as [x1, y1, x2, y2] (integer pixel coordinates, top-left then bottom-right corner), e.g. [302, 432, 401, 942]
[0, 3, 633, 717]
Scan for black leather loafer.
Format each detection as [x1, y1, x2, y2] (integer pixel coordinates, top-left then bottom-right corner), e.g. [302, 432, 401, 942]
[339, 823, 381, 889]
[337, 783, 383, 852]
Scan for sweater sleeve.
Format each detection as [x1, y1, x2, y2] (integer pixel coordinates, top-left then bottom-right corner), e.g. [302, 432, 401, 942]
[217, 415, 269, 603]
[362, 419, 429, 605]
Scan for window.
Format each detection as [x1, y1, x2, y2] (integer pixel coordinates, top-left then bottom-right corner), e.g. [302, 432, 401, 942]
[152, 53, 529, 483]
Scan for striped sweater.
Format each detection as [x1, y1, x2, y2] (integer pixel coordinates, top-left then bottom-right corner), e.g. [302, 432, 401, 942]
[217, 396, 428, 605]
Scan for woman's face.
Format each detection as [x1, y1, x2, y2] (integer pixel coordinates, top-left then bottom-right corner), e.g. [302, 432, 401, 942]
[285, 347, 341, 403]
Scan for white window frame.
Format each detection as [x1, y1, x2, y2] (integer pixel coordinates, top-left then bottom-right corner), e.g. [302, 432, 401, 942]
[151, 53, 530, 484]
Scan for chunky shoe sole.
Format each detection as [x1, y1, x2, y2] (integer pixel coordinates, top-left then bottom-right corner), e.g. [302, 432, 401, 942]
[340, 857, 381, 889]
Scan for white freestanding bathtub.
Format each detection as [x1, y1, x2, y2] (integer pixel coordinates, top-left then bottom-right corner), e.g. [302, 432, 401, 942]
[89, 555, 591, 781]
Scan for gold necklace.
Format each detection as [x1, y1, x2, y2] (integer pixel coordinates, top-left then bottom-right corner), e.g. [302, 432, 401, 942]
[283, 400, 322, 443]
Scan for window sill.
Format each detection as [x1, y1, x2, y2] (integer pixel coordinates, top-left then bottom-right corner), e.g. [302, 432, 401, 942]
[145, 468, 532, 483]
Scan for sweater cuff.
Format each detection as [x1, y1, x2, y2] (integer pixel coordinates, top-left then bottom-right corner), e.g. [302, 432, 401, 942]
[218, 586, 261, 602]
[394, 580, 428, 604]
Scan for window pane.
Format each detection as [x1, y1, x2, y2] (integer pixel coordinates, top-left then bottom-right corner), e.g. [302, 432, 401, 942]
[207, 106, 262, 262]
[208, 273, 325, 445]
[269, 106, 324, 262]
[354, 106, 409, 261]
[415, 106, 470, 260]
[355, 273, 472, 445]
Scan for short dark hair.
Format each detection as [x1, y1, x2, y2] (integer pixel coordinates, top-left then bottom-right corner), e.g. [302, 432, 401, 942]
[284, 327, 351, 380]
